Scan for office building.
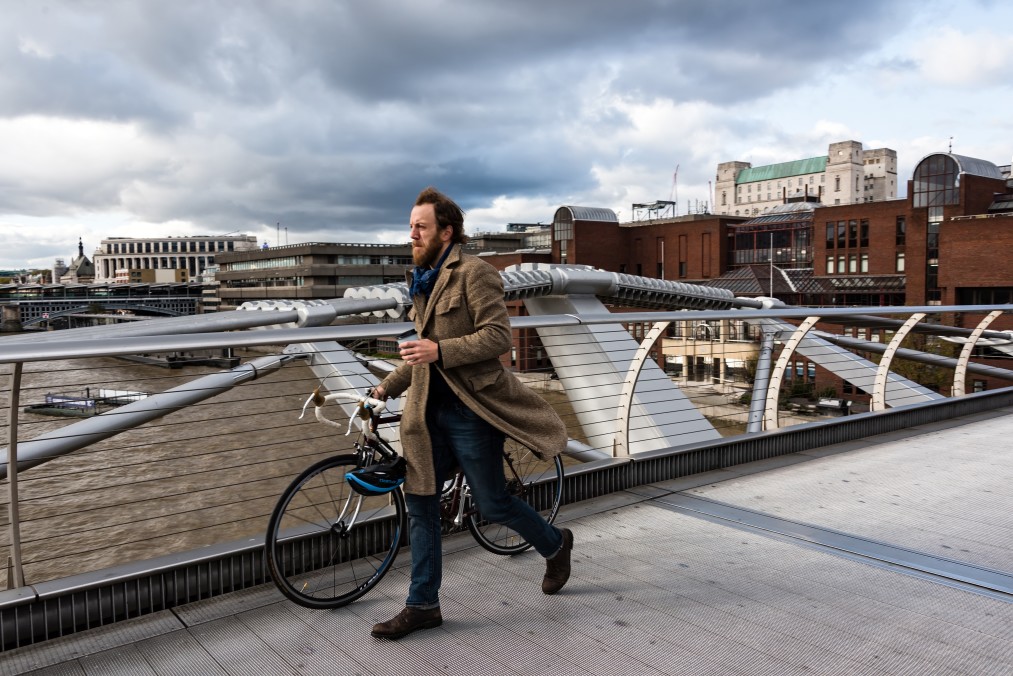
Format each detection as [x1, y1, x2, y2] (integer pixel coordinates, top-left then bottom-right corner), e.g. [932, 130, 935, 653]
[92, 235, 259, 282]
[715, 140, 898, 216]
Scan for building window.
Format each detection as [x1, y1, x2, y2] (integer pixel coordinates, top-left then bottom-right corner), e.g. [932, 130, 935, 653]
[848, 220, 858, 248]
[926, 263, 940, 300]
[837, 255, 845, 273]
[826, 223, 835, 248]
[956, 287, 1013, 304]
[973, 380, 986, 393]
[860, 253, 869, 273]
[553, 211, 574, 241]
[860, 220, 869, 247]
[896, 252, 905, 272]
[896, 216, 906, 245]
[679, 262, 687, 278]
[837, 221, 846, 248]
[913, 154, 959, 207]
[834, 176, 841, 192]
[849, 255, 857, 273]
[927, 221, 940, 260]
[826, 256, 834, 274]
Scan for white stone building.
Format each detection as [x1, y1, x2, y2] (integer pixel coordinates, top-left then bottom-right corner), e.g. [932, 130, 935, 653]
[715, 140, 897, 217]
[92, 235, 259, 282]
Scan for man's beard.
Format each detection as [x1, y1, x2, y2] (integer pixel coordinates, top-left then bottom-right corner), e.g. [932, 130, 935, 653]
[413, 236, 444, 267]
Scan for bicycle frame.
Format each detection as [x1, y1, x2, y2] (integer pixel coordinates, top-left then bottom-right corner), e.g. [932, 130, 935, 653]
[439, 473, 473, 528]
[302, 387, 561, 541]
[267, 386, 564, 608]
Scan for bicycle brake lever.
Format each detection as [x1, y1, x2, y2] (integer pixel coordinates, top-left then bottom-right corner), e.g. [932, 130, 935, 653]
[298, 387, 326, 420]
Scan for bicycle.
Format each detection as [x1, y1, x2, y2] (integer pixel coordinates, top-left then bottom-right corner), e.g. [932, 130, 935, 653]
[265, 389, 565, 609]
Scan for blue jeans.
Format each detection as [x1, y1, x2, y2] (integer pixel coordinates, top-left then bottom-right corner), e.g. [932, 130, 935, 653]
[405, 397, 563, 609]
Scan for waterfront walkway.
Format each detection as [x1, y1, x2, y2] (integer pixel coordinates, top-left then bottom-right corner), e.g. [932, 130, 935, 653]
[6, 407, 1013, 675]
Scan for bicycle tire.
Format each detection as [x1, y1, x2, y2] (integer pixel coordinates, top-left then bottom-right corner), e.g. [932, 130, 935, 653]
[466, 451, 564, 555]
[266, 453, 406, 609]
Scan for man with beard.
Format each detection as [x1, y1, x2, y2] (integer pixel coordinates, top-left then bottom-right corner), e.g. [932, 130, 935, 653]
[369, 187, 573, 640]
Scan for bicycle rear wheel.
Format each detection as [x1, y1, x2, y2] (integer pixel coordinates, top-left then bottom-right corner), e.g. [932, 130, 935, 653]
[266, 453, 406, 609]
[466, 448, 564, 555]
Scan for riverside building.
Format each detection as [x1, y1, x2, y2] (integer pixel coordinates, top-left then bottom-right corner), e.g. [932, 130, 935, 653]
[92, 235, 259, 282]
[211, 229, 551, 311]
[519, 149, 1012, 401]
[715, 140, 898, 216]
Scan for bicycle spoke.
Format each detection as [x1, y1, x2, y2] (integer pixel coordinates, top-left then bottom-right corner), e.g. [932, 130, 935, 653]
[466, 448, 564, 555]
[266, 453, 405, 608]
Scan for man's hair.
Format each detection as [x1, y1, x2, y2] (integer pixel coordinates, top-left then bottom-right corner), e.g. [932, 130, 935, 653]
[415, 187, 469, 245]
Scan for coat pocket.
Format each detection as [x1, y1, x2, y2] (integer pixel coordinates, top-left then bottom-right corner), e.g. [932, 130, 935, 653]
[469, 368, 503, 392]
[436, 294, 463, 315]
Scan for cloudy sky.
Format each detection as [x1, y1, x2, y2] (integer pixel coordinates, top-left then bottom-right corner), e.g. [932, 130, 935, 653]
[2, 0, 1011, 270]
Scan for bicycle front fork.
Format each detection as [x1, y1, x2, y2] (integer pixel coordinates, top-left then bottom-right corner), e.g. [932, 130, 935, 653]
[334, 492, 363, 536]
[440, 474, 471, 527]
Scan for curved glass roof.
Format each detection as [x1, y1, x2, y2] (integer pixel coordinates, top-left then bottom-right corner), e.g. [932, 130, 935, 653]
[915, 153, 1004, 180]
[557, 206, 619, 223]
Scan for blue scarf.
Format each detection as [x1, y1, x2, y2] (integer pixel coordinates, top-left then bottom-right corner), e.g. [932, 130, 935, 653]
[409, 243, 454, 298]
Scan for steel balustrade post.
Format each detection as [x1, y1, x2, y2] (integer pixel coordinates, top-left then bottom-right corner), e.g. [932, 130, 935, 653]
[719, 319, 728, 386]
[952, 310, 1003, 396]
[746, 329, 776, 434]
[763, 316, 821, 431]
[872, 313, 925, 411]
[5, 362, 25, 589]
[614, 321, 670, 457]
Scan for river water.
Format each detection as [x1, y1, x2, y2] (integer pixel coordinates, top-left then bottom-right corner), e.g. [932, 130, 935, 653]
[0, 348, 583, 587]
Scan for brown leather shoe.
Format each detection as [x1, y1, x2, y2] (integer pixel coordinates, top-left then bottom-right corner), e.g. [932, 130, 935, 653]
[371, 606, 443, 640]
[542, 528, 573, 595]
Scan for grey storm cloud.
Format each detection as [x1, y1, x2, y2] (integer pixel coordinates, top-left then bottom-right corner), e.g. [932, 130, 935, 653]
[0, 0, 927, 252]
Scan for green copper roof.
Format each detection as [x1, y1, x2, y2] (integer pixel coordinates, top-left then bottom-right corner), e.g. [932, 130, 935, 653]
[736, 156, 828, 184]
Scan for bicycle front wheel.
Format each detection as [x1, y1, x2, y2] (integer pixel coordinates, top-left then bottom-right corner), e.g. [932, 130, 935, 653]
[266, 454, 406, 609]
[466, 449, 564, 555]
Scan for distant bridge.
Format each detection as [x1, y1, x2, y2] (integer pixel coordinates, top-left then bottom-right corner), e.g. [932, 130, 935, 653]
[3, 298, 196, 328]
[0, 284, 204, 329]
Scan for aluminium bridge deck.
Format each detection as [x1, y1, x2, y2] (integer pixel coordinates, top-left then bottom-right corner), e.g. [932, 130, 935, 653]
[6, 408, 1013, 675]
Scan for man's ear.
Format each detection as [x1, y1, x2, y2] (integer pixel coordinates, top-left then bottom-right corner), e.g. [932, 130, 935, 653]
[440, 226, 453, 243]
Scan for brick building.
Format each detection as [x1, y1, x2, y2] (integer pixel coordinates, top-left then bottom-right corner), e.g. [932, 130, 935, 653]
[549, 205, 743, 282]
[508, 150, 1013, 402]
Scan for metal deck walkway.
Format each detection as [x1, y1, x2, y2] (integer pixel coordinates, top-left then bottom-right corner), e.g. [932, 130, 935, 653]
[6, 408, 1013, 675]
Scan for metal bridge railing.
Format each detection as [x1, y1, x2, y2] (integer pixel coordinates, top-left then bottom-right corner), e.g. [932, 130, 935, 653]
[0, 303, 1011, 650]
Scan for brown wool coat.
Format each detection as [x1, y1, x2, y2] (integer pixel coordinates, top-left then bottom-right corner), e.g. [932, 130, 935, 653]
[379, 246, 567, 495]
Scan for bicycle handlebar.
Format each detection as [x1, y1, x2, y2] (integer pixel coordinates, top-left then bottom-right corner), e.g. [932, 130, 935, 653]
[299, 388, 387, 438]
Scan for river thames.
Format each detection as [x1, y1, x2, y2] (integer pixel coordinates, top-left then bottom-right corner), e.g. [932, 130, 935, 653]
[0, 346, 582, 588]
